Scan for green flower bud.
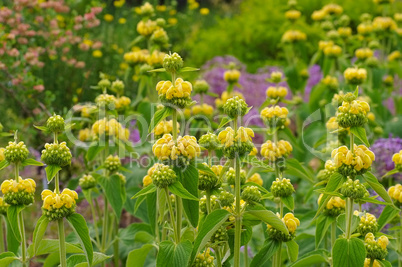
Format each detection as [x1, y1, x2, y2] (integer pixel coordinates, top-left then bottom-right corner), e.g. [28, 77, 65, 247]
[43, 205, 76, 221]
[104, 155, 121, 173]
[98, 79, 111, 89]
[150, 164, 176, 188]
[41, 142, 72, 167]
[46, 114, 65, 133]
[116, 172, 127, 185]
[192, 249, 215, 267]
[339, 15, 350, 26]
[111, 80, 125, 94]
[140, 64, 154, 74]
[199, 168, 222, 191]
[368, 40, 380, 50]
[366, 57, 379, 68]
[365, 233, 388, 260]
[343, 93, 357, 102]
[226, 167, 246, 186]
[199, 195, 218, 213]
[222, 141, 254, 159]
[193, 80, 210, 94]
[373, 126, 383, 135]
[223, 96, 248, 118]
[4, 141, 29, 163]
[79, 174, 97, 190]
[356, 212, 378, 236]
[95, 94, 116, 109]
[270, 71, 283, 83]
[198, 132, 220, 150]
[159, 94, 193, 109]
[267, 226, 295, 242]
[271, 178, 294, 197]
[327, 30, 340, 41]
[241, 185, 262, 205]
[321, 21, 334, 31]
[156, 18, 166, 27]
[163, 52, 183, 73]
[210, 225, 228, 245]
[340, 178, 369, 200]
[218, 191, 235, 207]
[0, 197, 8, 215]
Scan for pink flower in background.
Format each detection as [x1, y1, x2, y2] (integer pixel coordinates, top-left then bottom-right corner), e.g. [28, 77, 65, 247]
[75, 61, 85, 68]
[8, 48, 20, 57]
[92, 41, 102, 49]
[33, 84, 45, 92]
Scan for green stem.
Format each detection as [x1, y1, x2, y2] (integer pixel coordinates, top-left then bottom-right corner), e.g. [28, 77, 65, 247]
[206, 191, 211, 214]
[0, 217, 4, 253]
[15, 162, 19, 182]
[350, 133, 354, 153]
[155, 189, 160, 244]
[57, 219, 67, 267]
[216, 247, 222, 267]
[279, 201, 284, 218]
[370, 258, 374, 267]
[331, 221, 336, 250]
[101, 197, 109, 253]
[18, 212, 27, 267]
[172, 109, 178, 143]
[234, 154, 242, 267]
[345, 198, 354, 239]
[89, 195, 101, 249]
[113, 218, 119, 267]
[200, 94, 204, 105]
[175, 196, 182, 242]
[165, 188, 178, 243]
[277, 241, 282, 267]
[244, 244, 249, 267]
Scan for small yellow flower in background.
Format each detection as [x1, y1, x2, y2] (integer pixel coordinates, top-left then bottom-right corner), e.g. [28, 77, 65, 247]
[156, 78, 192, 100]
[168, 18, 178, 25]
[246, 173, 263, 186]
[318, 40, 334, 51]
[191, 103, 214, 116]
[83, 39, 93, 47]
[357, 23, 373, 35]
[344, 67, 367, 85]
[137, 20, 157, 36]
[322, 76, 339, 90]
[285, 10, 301, 21]
[156, 5, 167, 12]
[169, 9, 177, 16]
[200, 8, 210, 15]
[78, 128, 91, 141]
[120, 62, 128, 70]
[0, 148, 5, 161]
[118, 18, 126, 24]
[260, 105, 289, 120]
[373, 16, 397, 31]
[152, 120, 180, 137]
[281, 30, 307, 43]
[337, 27, 352, 38]
[114, 0, 125, 8]
[323, 44, 342, 57]
[322, 3, 343, 15]
[142, 175, 152, 187]
[92, 50, 103, 58]
[388, 183, 402, 202]
[224, 69, 241, 83]
[367, 112, 375, 122]
[261, 140, 293, 162]
[188, 0, 199, 10]
[266, 86, 288, 99]
[215, 91, 245, 108]
[392, 150, 402, 171]
[249, 146, 258, 156]
[388, 51, 401, 61]
[326, 116, 340, 131]
[92, 118, 129, 140]
[311, 9, 327, 21]
[104, 14, 114, 22]
[355, 48, 374, 60]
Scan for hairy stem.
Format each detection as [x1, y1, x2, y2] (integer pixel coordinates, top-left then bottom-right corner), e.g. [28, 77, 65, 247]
[215, 247, 222, 267]
[18, 212, 27, 267]
[166, 188, 178, 243]
[234, 154, 242, 267]
[113, 218, 119, 267]
[206, 191, 211, 214]
[57, 219, 67, 267]
[89, 194, 101, 249]
[345, 198, 354, 239]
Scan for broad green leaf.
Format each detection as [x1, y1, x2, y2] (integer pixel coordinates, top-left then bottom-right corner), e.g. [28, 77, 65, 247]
[66, 213, 93, 266]
[286, 239, 299, 262]
[179, 163, 199, 227]
[250, 239, 280, 267]
[126, 244, 154, 267]
[289, 249, 329, 267]
[195, 163, 217, 178]
[378, 259, 392, 267]
[218, 117, 232, 129]
[21, 158, 44, 167]
[337, 214, 360, 234]
[189, 209, 230, 265]
[285, 158, 314, 183]
[360, 196, 391, 206]
[147, 192, 157, 236]
[31, 215, 49, 257]
[382, 169, 399, 179]
[0, 252, 19, 266]
[134, 193, 147, 214]
[281, 195, 294, 211]
[315, 216, 334, 248]
[86, 142, 105, 162]
[0, 160, 10, 171]
[67, 252, 111, 267]
[97, 174, 126, 218]
[179, 67, 200, 73]
[149, 106, 173, 133]
[148, 67, 166, 73]
[245, 209, 289, 235]
[242, 156, 274, 171]
[378, 205, 400, 231]
[157, 240, 192, 267]
[168, 182, 199, 201]
[45, 165, 62, 183]
[7, 205, 24, 242]
[4, 215, 19, 253]
[34, 125, 50, 133]
[353, 86, 359, 97]
[332, 238, 366, 267]
[43, 252, 60, 267]
[157, 188, 167, 223]
[315, 173, 346, 218]
[350, 127, 370, 147]
[132, 184, 156, 199]
[28, 239, 83, 256]
[363, 172, 393, 204]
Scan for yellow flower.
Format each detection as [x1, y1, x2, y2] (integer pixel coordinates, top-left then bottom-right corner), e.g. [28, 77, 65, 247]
[152, 134, 200, 161]
[104, 14, 114, 22]
[92, 118, 129, 140]
[260, 106, 289, 120]
[0, 148, 5, 161]
[200, 8, 209, 15]
[323, 44, 342, 57]
[153, 120, 180, 136]
[331, 145, 375, 171]
[355, 48, 374, 60]
[266, 86, 288, 99]
[281, 30, 307, 43]
[322, 3, 343, 15]
[215, 91, 244, 108]
[285, 10, 301, 21]
[373, 16, 397, 31]
[168, 18, 178, 25]
[137, 20, 157, 36]
[218, 127, 235, 148]
[114, 0, 125, 8]
[156, 5, 167, 12]
[377, 235, 389, 249]
[249, 146, 258, 156]
[246, 173, 263, 186]
[311, 10, 327, 21]
[357, 23, 373, 35]
[92, 50, 103, 58]
[283, 213, 300, 233]
[143, 175, 152, 187]
[343, 67, 367, 84]
[261, 140, 292, 161]
[388, 51, 401, 61]
[337, 27, 352, 38]
[192, 104, 214, 116]
[156, 78, 192, 100]
[364, 258, 381, 267]
[115, 96, 131, 109]
[124, 50, 149, 64]
[118, 18, 126, 24]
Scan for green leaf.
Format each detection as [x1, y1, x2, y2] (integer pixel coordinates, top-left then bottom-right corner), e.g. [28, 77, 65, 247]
[315, 173, 346, 218]
[378, 205, 400, 231]
[43, 253, 60, 267]
[195, 163, 217, 178]
[34, 125, 50, 133]
[4, 215, 19, 254]
[45, 165, 62, 183]
[31, 215, 49, 257]
[337, 214, 360, 234]
[332, 238, 366, 267]
[281, 195, 294, 211]
[315, 216, 334, 248]
[363, 172, 393, 204]
[286, 239, 299, 262]
[157, 240, 192, 267]
[168, 182, 199, 201]
[360, 196, 391, 206]
[21, 158, 44, 167]
[179, 163, 200, 227]
[126, 244, 154, 267]
[86, 142, 105, 162]
[218, 117, 232, 128]
[289, 249, 329, 267]
[67, 252, 111, 267]
[0, 160, 10, 171]
[149, 106, 174, 133]
[285, 158, 314, 183]
[132, 184, 156, 199]
[350, 127, 370, 147]
[0, 252, 19, 266]
[28, 239, 84, 256]
[378, 259, 392, 267]
[97, 174, 126, 218]
[179, 67, 200, 73]
[189, 209, 230, 265]
[353, 86, 359, 97]
[7, 205, 24, 242]
[245, 209, 289, 235]
[250, 239, 280, 267]
[382, 169, 399, 178]
[66, 213, 94, 266]
[148, 67, 166, 73]
[242, 156, 274, 171]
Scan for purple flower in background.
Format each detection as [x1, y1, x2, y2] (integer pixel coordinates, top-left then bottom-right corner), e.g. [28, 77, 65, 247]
[303, 64, 322, 102]
[371, 136, 402, 181]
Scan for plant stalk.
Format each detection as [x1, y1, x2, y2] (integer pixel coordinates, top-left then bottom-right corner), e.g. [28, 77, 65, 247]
[0, 217, 4, 253]
[345, 197, 354, 239]
[206, 191, 211, 214]
[216, 247, 222, 267]
[57, 219, 67, 267]
[244, 244, 249, 267]
[89, 194, 101, 249]
[165, 188, 178, 243]
[18, 212, 27, 267]
[234, 154, 242, 267]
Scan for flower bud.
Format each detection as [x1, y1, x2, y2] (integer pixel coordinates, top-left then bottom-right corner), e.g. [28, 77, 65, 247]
[270, 71, 283, 83]
[218, 127, 254, 159]
[163, 52, 183, 73]
[392, 151, 402, 171]
[148, 163, 176, 188]
[4, 141, 29, 163]
[318, 195, 346, 217]
[218, 191, 235, 207]
[79, 174, 97, 190]
[356, 212, 378, 236]
[95, 94, 117, 109]
[198, 132, 220, 150]
[46, 114, 65, 133]
[337, 100, 370, 128]
[223, 96, 249, 118]
[111, 80, 125, 94]
[343, 67, 367, 85]
[0, 197, 9, 215]
[199, 195, 218, 213]
[192, 248, 215, 267]
[198, 164, 222, 191]
[41, 188, 78, 221]
[223, 69, 240, 84]
[226, 167, 246, 186]
[210, 225, 228, 245]
[260, 106, 289, 129]
[98, 79, 111, 90]
[1, 178, 36, 205]
[271, 178, 294, 197]
[193, 80, 210, 94]
[366, 57, 379, 68]
[241, 185, 262, 205]
[41, 142, 72, 167]
[365, 233, 388, 260]
[267, 212, 299, 242]
[340, 178, 369, 200]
